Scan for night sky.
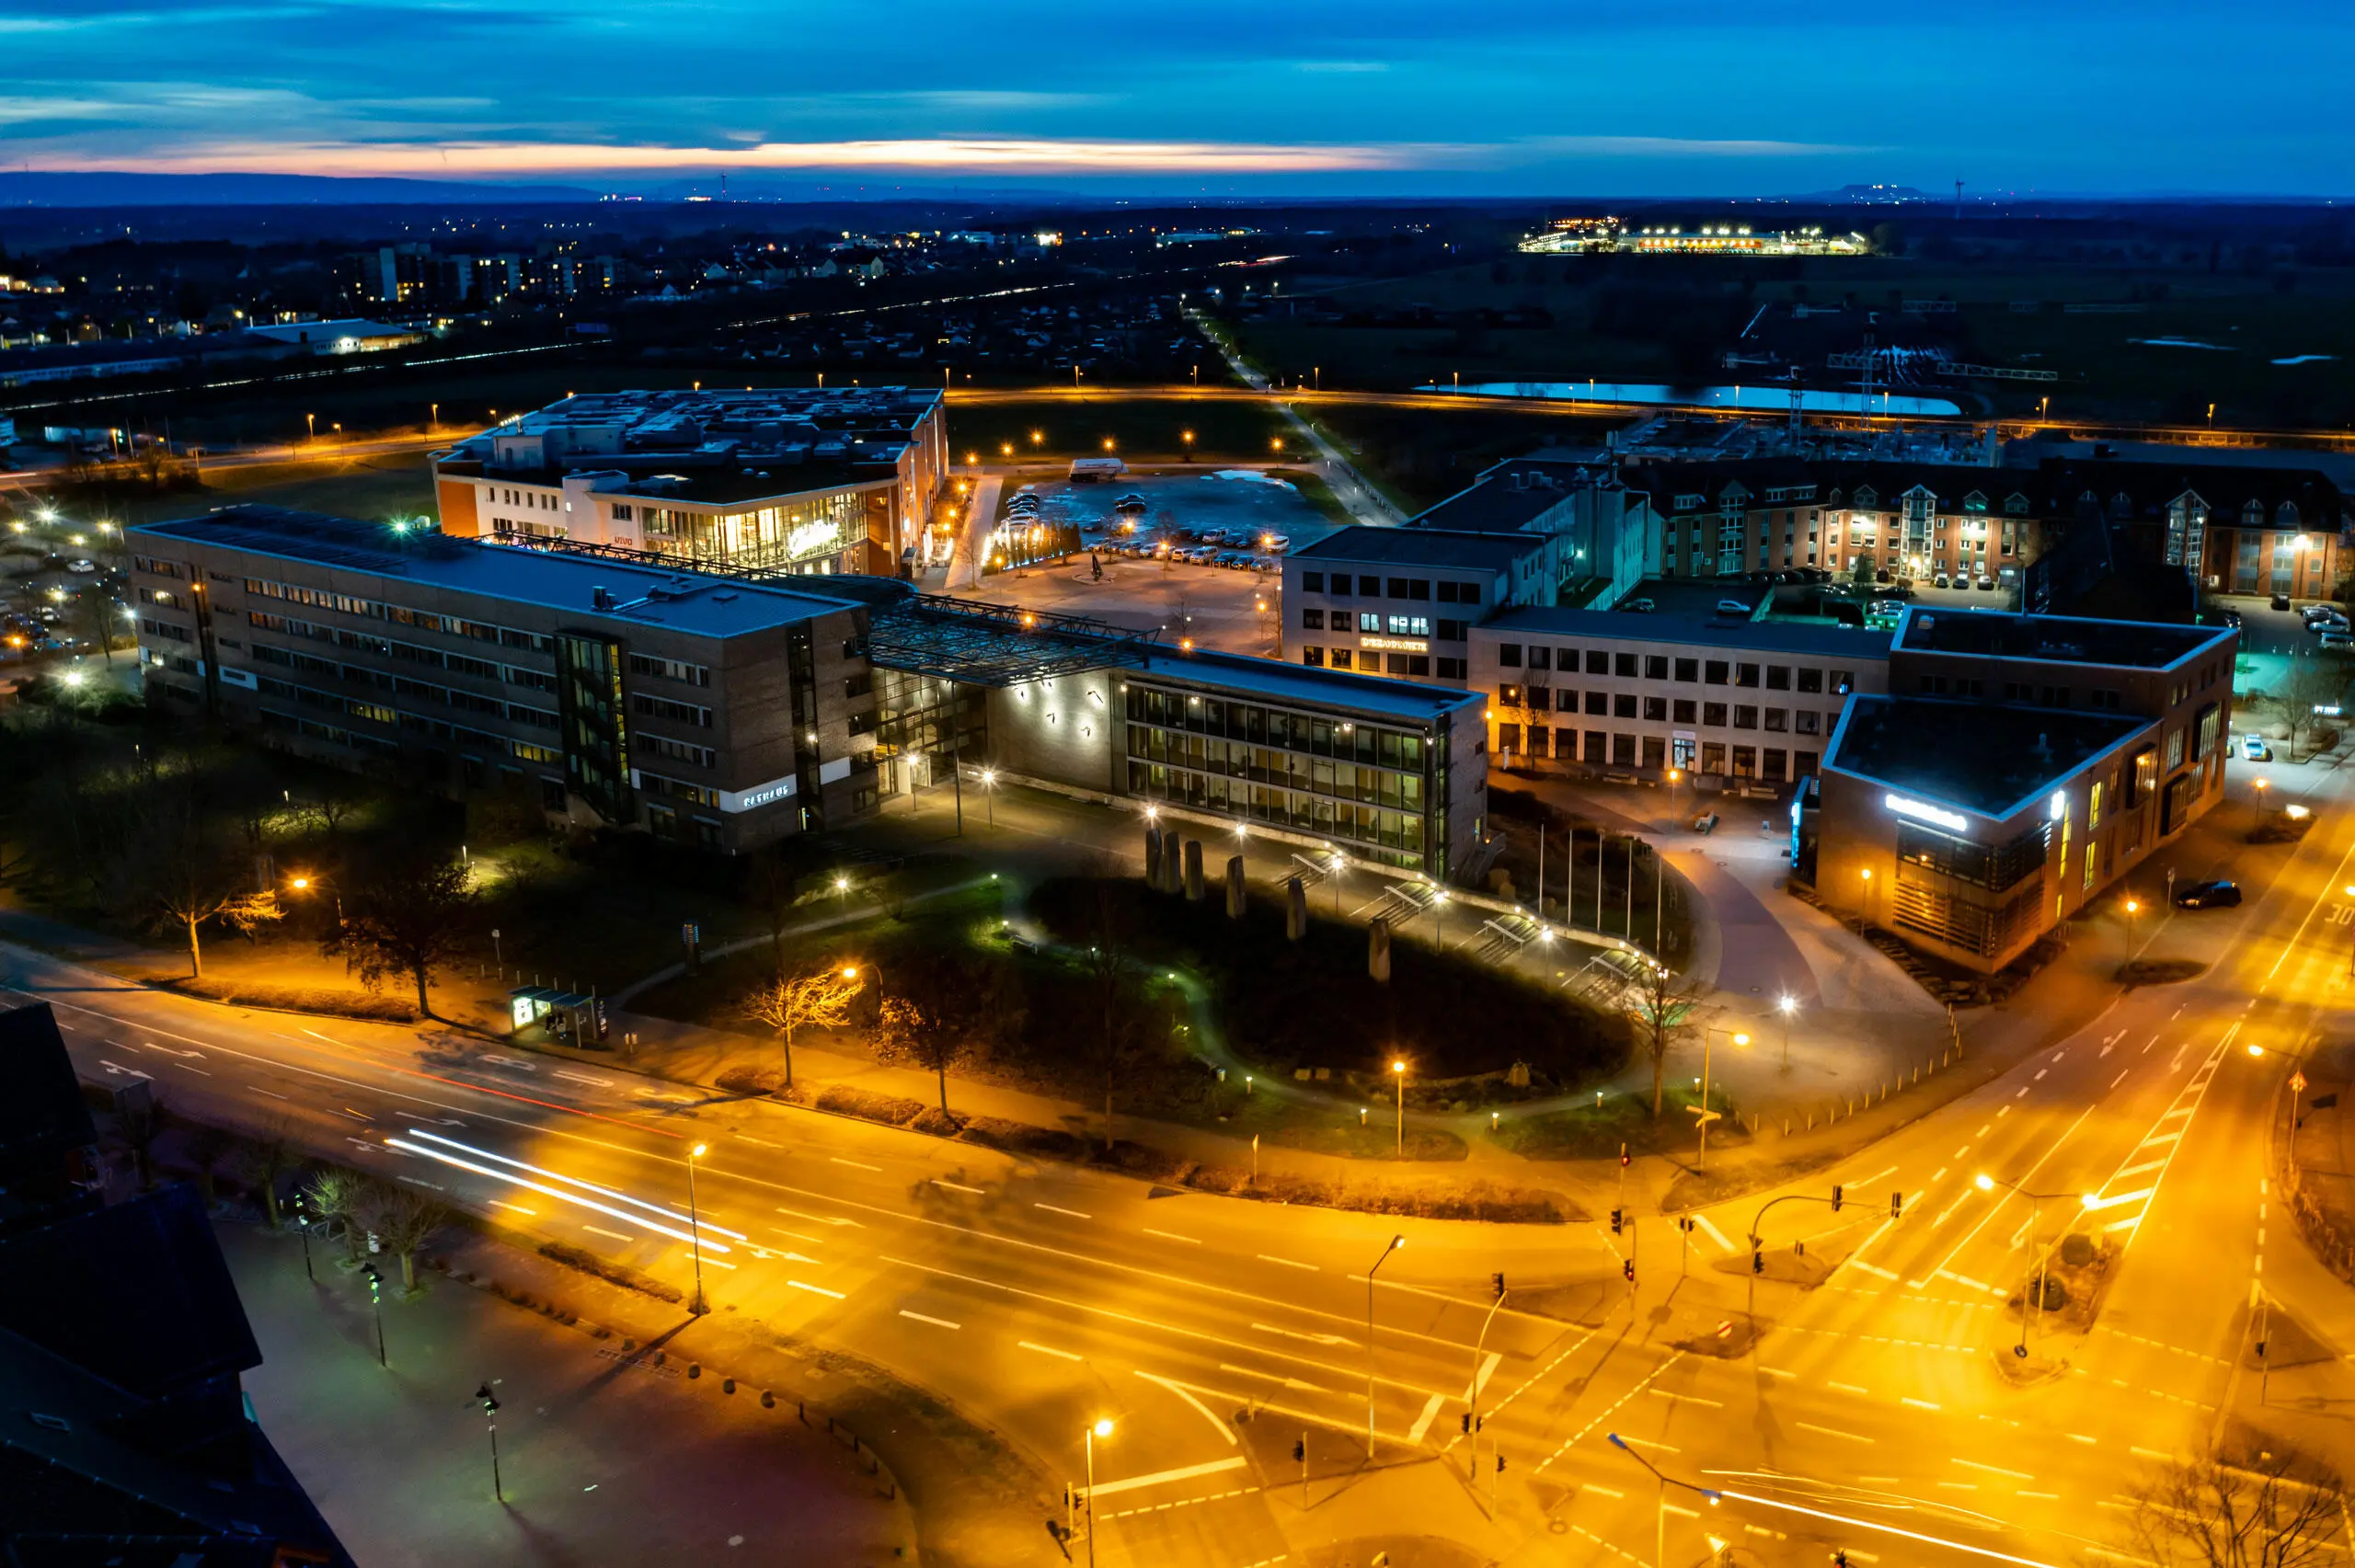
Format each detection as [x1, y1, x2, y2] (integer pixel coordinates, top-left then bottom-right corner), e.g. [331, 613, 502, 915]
[6, 0, 2349, 194]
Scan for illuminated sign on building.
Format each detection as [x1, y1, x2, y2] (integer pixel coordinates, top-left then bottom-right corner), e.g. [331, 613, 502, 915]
[1884, 792, 1969, 833]
[1361, 635, 1430, 653]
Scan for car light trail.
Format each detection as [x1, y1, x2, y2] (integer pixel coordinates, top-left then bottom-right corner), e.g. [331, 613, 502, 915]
[387, 1130, 743, 1251]
[1713, 1489, 2059, 1567]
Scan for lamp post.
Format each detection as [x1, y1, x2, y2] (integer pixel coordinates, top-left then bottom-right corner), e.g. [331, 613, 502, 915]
[979, 767, 997, 828]
[685, 1141, 710, 1315]
[475, 1382, 504, 1502]
[1974, 1173, 2093, 1358]
[1390, 1059, 1407, 1156]
[1607, 1432, 1721, 1568]
[294, 1190, 314, 1282]
[1775, 995, 1797, 1072]
[2122, 897, 2141, 964]
[1083, 1418, 1113, 1568]
[2255, 775, 2271, 831]
[1695, 1029, 1749, 1169]
[360, 1262, 385, 1367]
[1466, 1284, 1509, 1505]
[1858, 865, 1874, 925]
[1365, 1235, 1404, 1454]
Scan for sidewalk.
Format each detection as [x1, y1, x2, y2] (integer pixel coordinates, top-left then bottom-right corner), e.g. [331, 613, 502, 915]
[221, 1219, 917, 1568]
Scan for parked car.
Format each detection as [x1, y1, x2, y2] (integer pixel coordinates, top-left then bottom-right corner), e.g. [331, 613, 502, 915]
[1974, 574, 1995, 591]
[2173, 879, 2242, 910]
[2323, 632, 2355, 651]
[66, 559, 96, 575]
[1692, 812, 1719, 834]
[2242, 735, 2275, 761]
[2217, 609, 2244, 628]
[1715, 599, 1752, 617]
[1258, 534, 1291, 554]
[1618, 598, 1656, 613]
[2272, 593, 2293, 611]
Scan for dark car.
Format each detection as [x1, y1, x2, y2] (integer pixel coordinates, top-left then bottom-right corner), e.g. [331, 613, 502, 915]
[2174, 879, 2243, 910]
[2271, 593, 2293, 611]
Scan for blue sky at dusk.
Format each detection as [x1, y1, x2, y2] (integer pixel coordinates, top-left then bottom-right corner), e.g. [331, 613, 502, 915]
[5, 0, 2349, 194]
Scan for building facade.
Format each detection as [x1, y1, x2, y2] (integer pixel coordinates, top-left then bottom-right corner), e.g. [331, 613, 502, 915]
[1810, 609, 2238, 971]
[431, 388, 948, 580]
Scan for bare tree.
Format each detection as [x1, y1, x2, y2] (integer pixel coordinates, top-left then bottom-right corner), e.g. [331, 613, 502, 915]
[2280, 658, 2349, 759]
[361, 1178, 448, 1293]
[742, 843, 802, 980]
[878, 995, 956, 1115]
[236, 1118, 301, 1228]
[1626, 960, 1707, 1118]
[301, 1166, 368, 1262]
[184, 1124, 234, 1207]
[332, 851, 476, 1013]
[2126, 1448, 2346, 1568]
[130, 789, 281, 979]
[738, 964, 862, 1087]
[1073, 878, 1143, 1152]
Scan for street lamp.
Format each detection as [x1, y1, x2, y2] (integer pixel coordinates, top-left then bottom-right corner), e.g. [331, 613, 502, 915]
[1775, 995, 1797, 1072]
[1390, 1059, 1407, 1156]
[1607, 1431, 1721, 1568]
[1083, 1418, 1114, 1568]
[1858, 865, 1874, 924]
[978, 767, 997, 827]
[360, 1262, 386, 1367]
[475, 1382, 504, 1502]
[1365, 1234, 1404, 1454]
[2254, 775, 2271, 830]
[1694, 1030, 1749, 1168]
[685, 1142, 710, 1315]
[2122, 897, 2141, 962]
[1973, 1173, 2094, 1358]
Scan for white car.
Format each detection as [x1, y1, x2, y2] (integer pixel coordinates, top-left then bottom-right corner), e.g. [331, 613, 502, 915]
[66, 559, 97, 575]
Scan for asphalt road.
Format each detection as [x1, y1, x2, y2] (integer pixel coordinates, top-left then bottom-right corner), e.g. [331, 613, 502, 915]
[6, 745, 2349, 1566]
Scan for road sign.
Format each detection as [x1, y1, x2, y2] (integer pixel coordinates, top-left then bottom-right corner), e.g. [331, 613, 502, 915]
[2291, 1070, 2309, 1093]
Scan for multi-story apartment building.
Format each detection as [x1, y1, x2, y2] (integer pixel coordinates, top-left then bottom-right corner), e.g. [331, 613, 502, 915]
[1468, 611, 1893, 790]
[1809, 608, 2238, 971]
[129, 506, 1489, 877]
[430, 388, 948, 579]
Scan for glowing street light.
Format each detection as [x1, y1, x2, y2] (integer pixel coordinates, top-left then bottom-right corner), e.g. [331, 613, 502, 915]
[1973, 1173, 2091, 1357]
[685, 1141, 710, 1315]
[1082, 1419, 1115, 1568]
[1365, 1235, 1405, 1454]
[1775, 995, 1798, 1070]
[1390, 1058, 1407, 1156]
[1695, 1030, 1749, 1169]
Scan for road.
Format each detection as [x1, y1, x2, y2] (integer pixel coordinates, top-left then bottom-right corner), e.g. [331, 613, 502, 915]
[7, 749, 2351, 1566]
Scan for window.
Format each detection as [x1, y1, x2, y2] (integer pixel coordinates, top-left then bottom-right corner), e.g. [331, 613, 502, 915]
[1303, 572, 1324, 592]
[1705, 660, 1729, 685]
[1302, 608, 1325, 631]
[1330, 576, 1351, 598]
[632, 693, 712, 728]
[844, 672, 873, 699]
[638, 732, 718, 768]
[1436, 657, 1466, 680]
[1832, 670, 1854, 695]
[1385, 615, 1430, 636]
[626, 652, 711, 686]
[1675, 658, 1699, 682]
[1359, 576, 1381, 595]
[1586, 649, 1609, 675]
[1527, 683, 1550, 709]
[1330, 649, 1352, 670]
[1585, 692, 1607, 715]
[1527, 647, 1551, 671]
[1436, 619, 1468, 642]
[2088, 688, 2121, 711]
[1408, 579, 1430, 601]
[1614, 653, 1637, 679]
[1645, 656, 1669, 680]
[1797, 668, 1823, 693]
[1387, 578, 1412, 599]
[1703, 702, 1728, 727]
[1557, 689, 1580, 712]
[847, 711, 878, 738]
[1498, 683, 1525, 707]
[1733, 705, 1758, 729]
[1796, 711, 1821, 736]
[1643, 696, 1668, 722]
[1613, 693, 1637, 718]
[1303, 647, 1325, 666]
[1672, 699, 1696, 724]
[1498, 643, 1523, 667]
[1435, 580, 1457, 602]
[1764, 708, 1787, 732]
[1735, 663, 1760, 688]
[1359, 612, 1382, 633]
[1766, 666, 1791, 691]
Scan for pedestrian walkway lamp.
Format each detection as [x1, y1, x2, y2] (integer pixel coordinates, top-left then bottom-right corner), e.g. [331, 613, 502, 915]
[1365, 1235, 1405, 1455]
[685, 1142, 710, 1315]
[1390, 1059, 1407, 1156]
[360, 1263, 385, 1368]
[2123, 898, 2141, 962]
[475, 1382, 503, 1503]
[979, 768, 997, 827]
[1694, 1031, 1748, 1169]
[1775, 996, 1798, 1072]
[1974, 1173, 2094, 1358]
[1084, 1418, 1113, 1568]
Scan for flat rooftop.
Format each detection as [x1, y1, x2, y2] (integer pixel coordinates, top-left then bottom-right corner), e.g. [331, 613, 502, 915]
[132, 507, 859, 638]
[1896, 607, 2232, 670]
[1133, 647, 1485, 726]
[1826, 695, 2146, 818]
[1481, 604, 1893, 660]
[1292, 526, 1541, 572]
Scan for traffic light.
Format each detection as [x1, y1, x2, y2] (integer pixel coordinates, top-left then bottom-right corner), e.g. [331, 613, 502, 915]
[1619, 1144, 1631, 1169]
[1890, 1191, 1904, 1219]
[1292, 1439, 1306, 1462]
[1610, 1207, 1624, 1235]
[1623, 1259, 1636, 1283]
[1495, 1454, 1508, 1474]
[1833, 1552, 1849, 1568]
[1751, 1248, 1763, 1275]
[1492, 1271, 1506, 1298]
[1830, 1185, 1843, 1212]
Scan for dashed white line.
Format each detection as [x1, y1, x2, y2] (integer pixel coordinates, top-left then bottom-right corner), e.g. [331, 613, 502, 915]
[488, 1199, 537, 1216]
[1828, 1380, 1870, 1396]
[1690, 1211, 1737, 1253]
[248, 1085, 289, 1100]
[1955, 1459, 2032, 1480]
[1648, 1389, 1724, 1408]
[582, 1225, 636, 1243]
[788, 1280, 846, 1300]
[1143, 1228, 1200, 1245]
[1796, 1422, 1869, 1443]
[932, 1178, 985, 1195]
[1257, 1253, 1317, 1271]
[899, 1310, 960, 1330]
[1020, 1341, 1083, 1361]
[2131, 1446, 2173, 1461]
[1035, 1202, 1093, 1219]
[1901, 1397, 1941, 1411]
[831, 1157, 882, 1173]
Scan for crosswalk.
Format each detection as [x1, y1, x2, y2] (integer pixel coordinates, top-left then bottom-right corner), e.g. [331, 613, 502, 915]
[2081, 1030, 2232, 1247]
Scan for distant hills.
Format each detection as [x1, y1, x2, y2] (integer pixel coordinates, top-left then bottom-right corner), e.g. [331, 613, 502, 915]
[0, 171, 603, 207]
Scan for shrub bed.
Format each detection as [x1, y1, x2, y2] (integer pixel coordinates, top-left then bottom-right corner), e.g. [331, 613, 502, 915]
[147, 973, 418, 1023]
[536, 1240, 684, 1303]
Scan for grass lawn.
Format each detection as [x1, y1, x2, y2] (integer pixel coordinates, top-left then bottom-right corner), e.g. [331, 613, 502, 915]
[1489, 1081, 1745, 1162]
[944, 397, 1291, 463]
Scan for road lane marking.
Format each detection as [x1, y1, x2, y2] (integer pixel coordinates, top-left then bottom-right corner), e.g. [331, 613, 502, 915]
[776, 1207, 860, 1228]
[2018, 1492, 2061, 1501]
[1901, 1397, 1940, 1411]
[2034, 1070, 2048, 1081]
[1134, 1372, 1243, 1447]
[1938, 1482, 1979, 1492]
[735, 1134, 782, 1148]
[1076, 1452, 1246, 1497]
[173, 1062, 213, 1075]
[98, 1059, 151, 1079]
[1795, 1422, 1869, 1443]
[2131, 1446, 2172, 1460]
[1759, 1367, 1797, 1379]
[554, 1070, 614, 1087]
[1662, 1502, 1699, 1516]
[831, 1157, 882, 1173]
[1407, 1392, 1446, 1442]
[1691, 1212, 1736, 1253]
[899, 1310, 960, 1330]
[1534, 1351, 1686, 1474]
[787, 1280, 845, 1299]
[1220, 1364, 1327, 1393]
[1955, 1459, 2032, 1479]
[249, 1085, 289, 1099]
[1143, 1228, 1200, 1244]
[1844, 1261, 1899, 1281]
[1932, 1167, 1948, 1182]
[2110, 1070, 2130, 1088]
[1257, 1253, 1317, 1271]
[1828, 1381, 1869, 1396]
[1617, 1436, 1681, 1453]
[1975, 1126, 1991, 1138]
[1251, 1322, 1348, 1345]
[770, 1228, 827, 1245]
[1035, 1203, 1093, 1219]
[488, 1199, 537, 1216]
[1020, 1341, 1082, 1361]
[932, 1179, 985, 1195]
[1585, 1484, 1626, 1498]
[582, 1225, 636, 1242]
[1841, 1165, 1897, 1190]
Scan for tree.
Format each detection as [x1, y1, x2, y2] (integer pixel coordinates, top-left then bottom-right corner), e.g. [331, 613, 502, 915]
[184, 1124, 234, 1207]
[130, 791, 281, 979]
[71, 588, 119, 667]
[1626, 959, 1707, 1118]
[741, 842, 805, 980]
[739, 964, 861, 1086]
[116, 1087, 166, 1190]
[877, 995, 956, 1115]
[1073, 878, 1144, 1152]
[236, 1119, 300, 1228]
[2280, 657, 2349, 759]
[332, 851, 476, 1014]
[361, 1178, 447, 1293]
[2126, 1448, 2345, 1568]
[302, 1166, 368, 1262]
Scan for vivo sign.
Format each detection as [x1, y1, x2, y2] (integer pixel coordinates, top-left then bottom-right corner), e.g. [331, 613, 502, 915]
[1884, 792, 1968, 833]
